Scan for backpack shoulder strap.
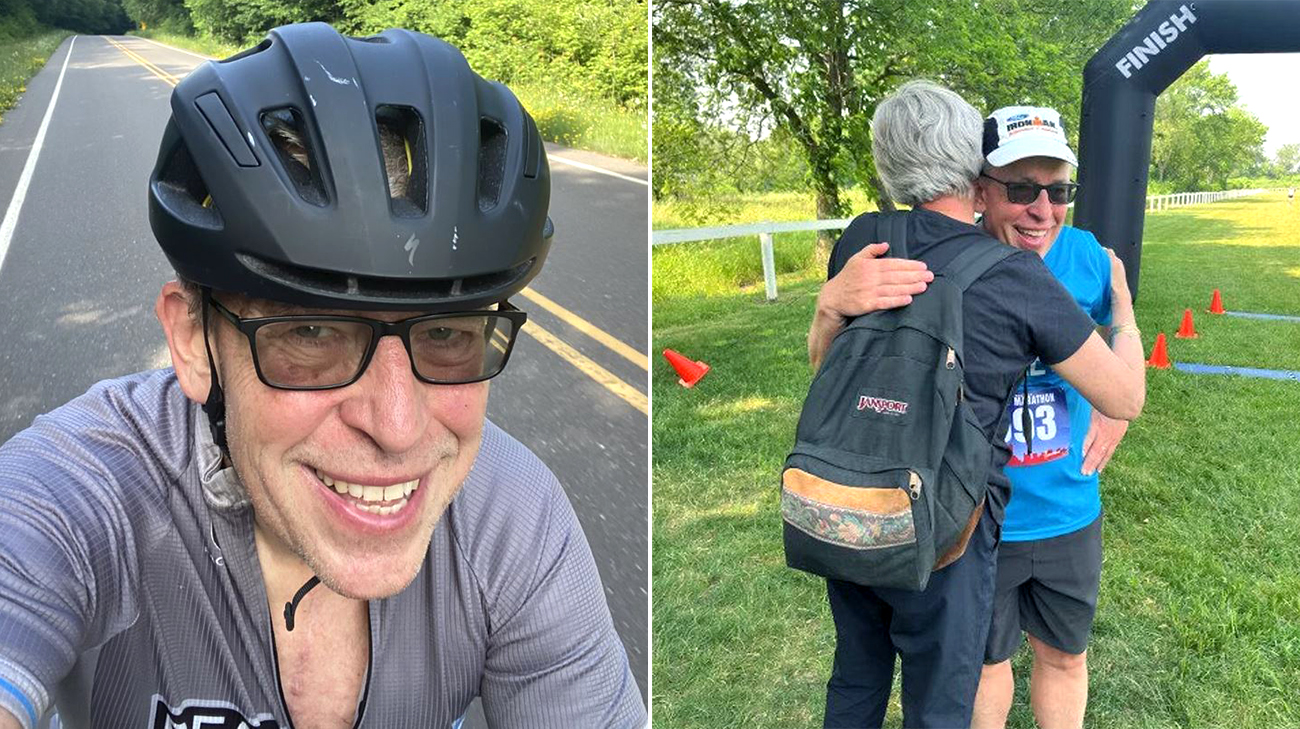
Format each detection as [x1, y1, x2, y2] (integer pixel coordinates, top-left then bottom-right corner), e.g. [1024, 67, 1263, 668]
[940, 239, 1017, 292]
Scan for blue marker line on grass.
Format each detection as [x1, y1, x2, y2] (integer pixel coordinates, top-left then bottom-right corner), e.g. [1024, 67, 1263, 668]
[1226, 311, 1300, 323]
[1174, 363, 1300, 381]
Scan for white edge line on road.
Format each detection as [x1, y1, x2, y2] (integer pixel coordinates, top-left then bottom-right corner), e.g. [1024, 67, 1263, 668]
[0, 36, 76, 275]
[549, 155, 648, 186]
[131, 34, 214, 61]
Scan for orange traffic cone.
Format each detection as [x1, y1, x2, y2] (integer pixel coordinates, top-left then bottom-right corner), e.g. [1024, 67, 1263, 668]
[1174, 308, 1198, 339]
[1208, 289, 1225, 315]
[1146, 332, 1171, 369]
[663, 349, 711, 388]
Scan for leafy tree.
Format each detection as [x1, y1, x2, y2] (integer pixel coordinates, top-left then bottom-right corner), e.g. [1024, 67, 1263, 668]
[653, 0, 1132, 252]
[184, 0, 341, 43]
[1151, 61, 1267, 191]
[121, 0, 192, 32]
[339, 0, 646, 108]
[0, 0, 41, 38]
[1274, 143, 1300, 177]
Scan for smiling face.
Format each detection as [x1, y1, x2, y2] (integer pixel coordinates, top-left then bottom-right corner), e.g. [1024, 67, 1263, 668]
[209, 296, 488, 600]
[975, 156, 1073, 258]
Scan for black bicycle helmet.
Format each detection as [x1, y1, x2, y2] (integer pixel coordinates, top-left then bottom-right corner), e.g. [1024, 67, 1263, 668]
[149, 22, 553, 312]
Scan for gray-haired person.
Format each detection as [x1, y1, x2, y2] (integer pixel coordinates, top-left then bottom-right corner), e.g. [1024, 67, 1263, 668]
[808, 80, 1145, 728]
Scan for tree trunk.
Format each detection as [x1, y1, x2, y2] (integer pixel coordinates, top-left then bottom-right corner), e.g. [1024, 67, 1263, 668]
[869, 171, 896, 213]
[813, 176, 841, 263]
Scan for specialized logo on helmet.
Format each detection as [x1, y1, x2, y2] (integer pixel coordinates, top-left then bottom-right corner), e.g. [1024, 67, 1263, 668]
[404, 233, 420, 266]
[150, 695, 281, 729]
[856, 395, 909, 416]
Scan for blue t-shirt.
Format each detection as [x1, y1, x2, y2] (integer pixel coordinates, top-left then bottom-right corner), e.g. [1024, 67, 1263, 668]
[1002, 226, 1113, 541]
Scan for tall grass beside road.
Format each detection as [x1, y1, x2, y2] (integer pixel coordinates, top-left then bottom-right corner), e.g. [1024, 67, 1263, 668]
[651, 192, 1300, 727]
[0, 30, 72, 125]
[127, 29, 237, 59]
[126, 30, 647, 162]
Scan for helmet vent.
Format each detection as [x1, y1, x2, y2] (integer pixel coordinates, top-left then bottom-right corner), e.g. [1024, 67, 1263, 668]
[376, 105, 428, 218]
[261, 108, 328, 207]
[478, 118, 508, 211]
[353, 35, 391, 44]
[155, 139, 222, 229]
[234, 253, 536, 304]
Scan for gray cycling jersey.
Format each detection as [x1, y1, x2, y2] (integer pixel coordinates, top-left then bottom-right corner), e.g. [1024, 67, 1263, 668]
[0, 370, 644, 728]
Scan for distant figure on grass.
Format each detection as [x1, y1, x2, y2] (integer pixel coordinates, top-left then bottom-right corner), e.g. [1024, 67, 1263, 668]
[806, 80, 1146, 729]
[1289, 187, 1294, 204]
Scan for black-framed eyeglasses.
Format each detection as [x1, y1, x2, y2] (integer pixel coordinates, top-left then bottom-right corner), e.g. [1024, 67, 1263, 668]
[980, 173, 1079, 205]
[204, 291, 527, 390]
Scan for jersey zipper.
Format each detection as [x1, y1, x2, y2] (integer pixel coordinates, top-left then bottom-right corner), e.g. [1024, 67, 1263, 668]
[266, 617, 298, 729]
[265, 608, 375, 729]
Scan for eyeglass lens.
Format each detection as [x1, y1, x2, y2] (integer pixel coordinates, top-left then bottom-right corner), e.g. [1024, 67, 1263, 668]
[252, 314, 517, 388]
[1005, 182, 1076, 205]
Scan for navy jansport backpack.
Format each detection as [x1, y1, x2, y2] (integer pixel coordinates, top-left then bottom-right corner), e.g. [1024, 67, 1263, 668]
[781, 211, 1015, 591]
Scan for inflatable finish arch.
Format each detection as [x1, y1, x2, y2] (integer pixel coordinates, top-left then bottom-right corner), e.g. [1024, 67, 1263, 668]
[1073, 0, 1300, 299]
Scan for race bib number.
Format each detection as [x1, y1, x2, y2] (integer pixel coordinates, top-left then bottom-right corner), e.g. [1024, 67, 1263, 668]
[1004, 383, 1070, 466]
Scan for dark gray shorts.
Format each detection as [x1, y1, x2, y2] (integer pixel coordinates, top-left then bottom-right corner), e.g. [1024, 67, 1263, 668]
[983, 513, 1102, 663]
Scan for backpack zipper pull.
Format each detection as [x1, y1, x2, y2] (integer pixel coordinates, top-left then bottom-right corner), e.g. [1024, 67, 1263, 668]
[945, 347, 956, 370]
[908, 470, 922, 499]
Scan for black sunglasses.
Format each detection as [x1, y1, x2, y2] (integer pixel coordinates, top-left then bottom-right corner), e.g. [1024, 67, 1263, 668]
[203, 290, 527, 390]
[980, 173, 1079, 205]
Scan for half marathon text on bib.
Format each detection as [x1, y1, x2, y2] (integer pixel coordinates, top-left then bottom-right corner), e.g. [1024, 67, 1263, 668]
[1004, 384, 1070, 466]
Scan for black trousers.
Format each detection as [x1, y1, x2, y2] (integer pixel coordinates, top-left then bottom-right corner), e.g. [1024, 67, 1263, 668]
[823, 507, 999, 729]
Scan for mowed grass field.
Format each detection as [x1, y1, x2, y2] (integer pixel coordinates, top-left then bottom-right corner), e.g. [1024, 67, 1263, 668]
[651, 191, 1300, 727]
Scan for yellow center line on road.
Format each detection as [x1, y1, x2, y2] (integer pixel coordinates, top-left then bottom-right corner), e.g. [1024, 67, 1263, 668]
[106, 36, 648, 413]
[104, 36, 181, 86]
[518, 287, 647, 370]
[523, 320, 647, 414]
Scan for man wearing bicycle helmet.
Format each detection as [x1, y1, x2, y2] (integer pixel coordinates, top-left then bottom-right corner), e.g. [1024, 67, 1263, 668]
[0, 24, 644, 729]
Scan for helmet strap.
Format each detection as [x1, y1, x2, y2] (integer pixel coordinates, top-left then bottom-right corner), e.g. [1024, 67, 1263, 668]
[199, 287, 230, 458]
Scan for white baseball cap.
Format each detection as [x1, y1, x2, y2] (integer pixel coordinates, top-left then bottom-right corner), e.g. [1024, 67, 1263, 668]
[982, 106, 1077, 167]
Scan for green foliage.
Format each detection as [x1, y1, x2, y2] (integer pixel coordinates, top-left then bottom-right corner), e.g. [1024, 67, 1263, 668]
[121, 0, 192, 33]
[0, 29, 73, 124]
[338, 0, 646, 109]
[1273, 143, 1300, 177]
[0, 0, 41, 40]
[183, 0, 337, 43]
[1151, 61, 1268, 191]
[34, 0, 131, 34]
[653, 0, 1134, 222]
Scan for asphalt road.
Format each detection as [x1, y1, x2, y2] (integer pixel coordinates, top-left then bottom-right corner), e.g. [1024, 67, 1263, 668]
[0, 35, 648, 720]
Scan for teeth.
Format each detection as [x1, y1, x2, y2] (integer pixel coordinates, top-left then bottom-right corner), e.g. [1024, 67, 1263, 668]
[352, 498, 408, 516]
[315, 469, 419, 508]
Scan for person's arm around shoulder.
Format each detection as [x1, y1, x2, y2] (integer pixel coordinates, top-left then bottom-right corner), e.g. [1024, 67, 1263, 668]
[1051, 250, 1146, 420]
[808, 242, 933, 370]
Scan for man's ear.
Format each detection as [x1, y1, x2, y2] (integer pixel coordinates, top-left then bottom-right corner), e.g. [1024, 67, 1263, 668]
[973, 179, 989, 215]
[156, 281, 213, 405]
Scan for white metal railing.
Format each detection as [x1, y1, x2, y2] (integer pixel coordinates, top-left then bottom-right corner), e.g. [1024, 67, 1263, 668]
[653, 187, 1274, 300]
[1145, 187, 1266, 212]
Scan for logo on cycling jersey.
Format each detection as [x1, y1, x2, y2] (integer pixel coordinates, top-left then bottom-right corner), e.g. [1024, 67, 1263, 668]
[150, 695, 282, 729]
